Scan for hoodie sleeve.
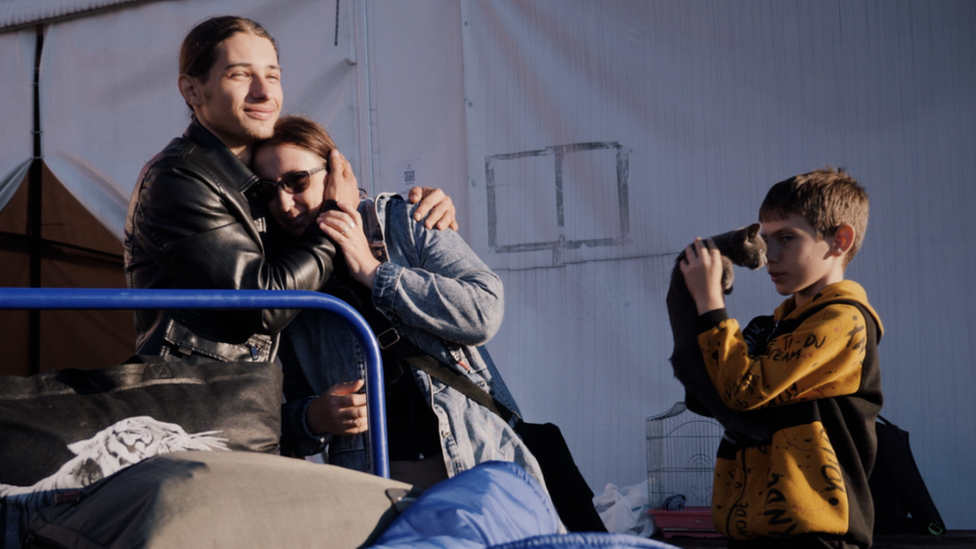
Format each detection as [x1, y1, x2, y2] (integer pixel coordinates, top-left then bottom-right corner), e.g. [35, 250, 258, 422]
[698, 302, 872, 410]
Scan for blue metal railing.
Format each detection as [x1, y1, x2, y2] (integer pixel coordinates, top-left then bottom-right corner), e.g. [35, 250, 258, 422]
[0, 287, 389, 479]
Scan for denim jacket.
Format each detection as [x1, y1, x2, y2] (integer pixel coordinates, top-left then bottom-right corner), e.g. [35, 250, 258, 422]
[279, 194, 546, 489]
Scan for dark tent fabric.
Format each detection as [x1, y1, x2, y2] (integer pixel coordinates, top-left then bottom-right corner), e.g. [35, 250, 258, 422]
[0, 163, 132, 376]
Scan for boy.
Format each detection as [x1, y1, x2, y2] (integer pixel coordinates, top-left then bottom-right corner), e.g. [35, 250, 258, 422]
[680, 167, 883, 549]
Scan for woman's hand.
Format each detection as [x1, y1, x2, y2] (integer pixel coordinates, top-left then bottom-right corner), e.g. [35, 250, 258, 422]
[679, 237, 726, 315]
[305, 380, 368, 436]
[318, 199, 381, 289]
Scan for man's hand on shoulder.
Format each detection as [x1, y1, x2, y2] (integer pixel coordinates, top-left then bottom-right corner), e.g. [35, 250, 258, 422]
[407, 187, 459, 231]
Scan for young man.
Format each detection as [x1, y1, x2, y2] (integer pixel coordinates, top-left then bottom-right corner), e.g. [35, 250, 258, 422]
[680, 168, 883, 549]
[124, 16, 455, 363]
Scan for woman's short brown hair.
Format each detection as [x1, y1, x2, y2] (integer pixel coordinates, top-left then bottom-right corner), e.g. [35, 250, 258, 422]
[254, 115, 338, 162]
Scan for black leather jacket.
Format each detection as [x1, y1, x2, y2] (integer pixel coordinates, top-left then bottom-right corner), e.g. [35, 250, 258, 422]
[123, 121, 336, 363]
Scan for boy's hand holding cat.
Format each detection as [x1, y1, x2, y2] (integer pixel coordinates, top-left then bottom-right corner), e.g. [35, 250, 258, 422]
[680, 237, 727, 315]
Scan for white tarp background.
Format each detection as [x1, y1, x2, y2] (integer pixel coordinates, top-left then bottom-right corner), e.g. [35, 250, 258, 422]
[1, 0, 975, 530]
[459, 0, 976, 528]
[22, 0, 364, 239]
[0, 30, 34, 212]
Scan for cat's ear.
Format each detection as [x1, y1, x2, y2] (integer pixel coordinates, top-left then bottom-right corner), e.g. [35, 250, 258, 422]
[746, 223, 761, 239]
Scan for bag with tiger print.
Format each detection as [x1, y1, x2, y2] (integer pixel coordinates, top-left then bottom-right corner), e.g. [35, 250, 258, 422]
[0, 354, 283, 549]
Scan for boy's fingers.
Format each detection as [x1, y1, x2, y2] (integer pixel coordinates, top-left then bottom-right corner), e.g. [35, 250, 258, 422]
[702, 239, 716, 259]
[705, 238, 722, 257]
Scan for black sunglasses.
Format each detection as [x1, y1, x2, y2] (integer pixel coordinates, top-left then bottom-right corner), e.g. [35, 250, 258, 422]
[255, 164, 328, 201]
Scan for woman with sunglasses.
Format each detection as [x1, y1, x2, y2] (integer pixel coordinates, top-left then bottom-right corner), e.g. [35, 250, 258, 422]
[252, 116, 544, 490]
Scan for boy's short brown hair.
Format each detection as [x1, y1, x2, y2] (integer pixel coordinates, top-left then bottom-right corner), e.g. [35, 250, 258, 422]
[759, 167, 869, 266]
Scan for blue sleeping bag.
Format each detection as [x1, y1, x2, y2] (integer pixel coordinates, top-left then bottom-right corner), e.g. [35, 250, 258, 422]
[369, 461, 678, 549]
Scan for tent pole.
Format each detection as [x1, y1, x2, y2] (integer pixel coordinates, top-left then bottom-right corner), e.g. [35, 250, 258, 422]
[27, 25, 44, 376]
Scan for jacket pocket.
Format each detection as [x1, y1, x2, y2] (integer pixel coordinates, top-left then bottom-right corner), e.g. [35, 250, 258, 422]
[714, 422, 850, 539]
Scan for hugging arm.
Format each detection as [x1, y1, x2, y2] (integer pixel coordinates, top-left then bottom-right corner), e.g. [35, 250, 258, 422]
[372, 200, 502, 346]
[130, 163, 336, 333]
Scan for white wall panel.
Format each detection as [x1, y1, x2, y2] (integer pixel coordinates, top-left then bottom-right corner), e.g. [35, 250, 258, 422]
[454, 0, 976, 528]
[38, 0, 361, 238]
[0, 0, 157, 31]
[2, 0, 974, 530]
[358, 1, 470, 210]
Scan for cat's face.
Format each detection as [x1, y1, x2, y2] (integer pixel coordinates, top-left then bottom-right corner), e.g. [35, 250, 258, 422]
[729, 223, 767, 269]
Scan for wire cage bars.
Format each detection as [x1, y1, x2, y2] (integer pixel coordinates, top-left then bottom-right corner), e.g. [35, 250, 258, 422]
[646, 402, 723, 509]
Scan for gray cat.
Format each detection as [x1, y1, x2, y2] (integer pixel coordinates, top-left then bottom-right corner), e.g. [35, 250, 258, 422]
[666, 224, 770, 443]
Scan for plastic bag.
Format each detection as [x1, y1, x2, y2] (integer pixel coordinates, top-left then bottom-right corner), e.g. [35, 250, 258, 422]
[592, 480, 656, 537]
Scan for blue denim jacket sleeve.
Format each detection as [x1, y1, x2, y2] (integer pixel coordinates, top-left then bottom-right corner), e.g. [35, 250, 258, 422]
[372, 195, 522, 417]
[371, 198, 504, 346]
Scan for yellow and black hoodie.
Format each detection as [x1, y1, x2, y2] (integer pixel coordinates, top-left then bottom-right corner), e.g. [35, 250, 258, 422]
[696, 280, 883, 546]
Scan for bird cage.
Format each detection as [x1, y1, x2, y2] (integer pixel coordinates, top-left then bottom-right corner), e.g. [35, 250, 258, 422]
[646, 402, 723, 509]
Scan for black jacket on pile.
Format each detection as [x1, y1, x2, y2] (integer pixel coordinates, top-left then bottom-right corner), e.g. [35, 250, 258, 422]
[123, 120, 336, 363]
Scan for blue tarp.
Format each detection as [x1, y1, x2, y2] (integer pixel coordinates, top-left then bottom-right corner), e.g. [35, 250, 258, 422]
[369, 461, 678, 549]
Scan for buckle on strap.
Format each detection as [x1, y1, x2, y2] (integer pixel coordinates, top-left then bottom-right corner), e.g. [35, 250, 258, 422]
[377, 328, 401, 350]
